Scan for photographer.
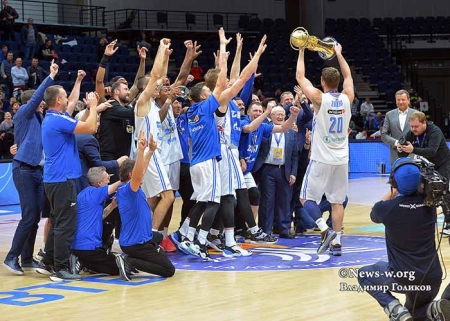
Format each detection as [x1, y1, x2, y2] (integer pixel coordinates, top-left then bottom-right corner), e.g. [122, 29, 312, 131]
[357, 158, 446, 321]
[397, 111, 450, 185]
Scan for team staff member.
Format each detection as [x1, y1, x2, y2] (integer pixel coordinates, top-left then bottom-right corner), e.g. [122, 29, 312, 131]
[358, 158, 444, 321]
[116, 132, 175, 277]
[71, 166, 131, 281]
[2, 60, 58, 275]
[37, 83, 100, 282]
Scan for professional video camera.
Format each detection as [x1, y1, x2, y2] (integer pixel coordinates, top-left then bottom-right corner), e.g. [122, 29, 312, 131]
[412, 155, 447, 208]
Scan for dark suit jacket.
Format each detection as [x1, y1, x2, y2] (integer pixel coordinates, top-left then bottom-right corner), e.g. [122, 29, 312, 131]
[253, 129, 299, 182]
[75, 134, 119, 193]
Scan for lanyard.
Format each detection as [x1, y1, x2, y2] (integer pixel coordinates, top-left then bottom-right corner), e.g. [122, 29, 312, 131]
[416, 133, 426, 147]
[274, 133, 283, 147]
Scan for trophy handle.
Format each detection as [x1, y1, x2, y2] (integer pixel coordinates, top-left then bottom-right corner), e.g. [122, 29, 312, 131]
[290, 27, 309, 50]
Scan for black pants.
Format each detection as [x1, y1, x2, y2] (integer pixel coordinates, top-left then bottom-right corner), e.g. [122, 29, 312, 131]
[178, 162, 195, 226]
[121, 241, 175, 278]
[43, 180, 78, 272]
[103, 156, 122, 238]
[72, 248, 119, 275]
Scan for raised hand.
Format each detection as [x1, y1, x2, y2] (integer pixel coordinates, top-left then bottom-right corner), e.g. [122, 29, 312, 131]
[77, 70, 86, 81]
[137, 130, 147, 152]
[236, 33, 243, 48]
[105, 39, 119, 56]
[148, 133, 157, 152]
[334, 42, 343, 55]
[218, 27, 232, 45]
[290, 106, 300, 116]
[213, 50, 220, 68]
[85, 92, 99, 110]
[49, 59, 59, 77]
[254, 35, 267, 57]
[138, 45, 148, 60]
[185, 40, 202, 60]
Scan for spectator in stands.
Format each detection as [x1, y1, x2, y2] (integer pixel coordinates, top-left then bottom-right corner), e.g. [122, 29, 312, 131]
[96, 37, 107, 62]
[360, 97, 374, 122]
[0, 110, 12, 131]
[0, 0, 18, 42]
[0, 51, 13, 99]
[355, 128, 368, 140]
[0, 43, 8, 63]
[351, 92, 360, 116]
[11, 57, 28, 96]
[136, 31, 152, 53]
[10, 97, 18, 115]
[21, 18, 39, 61]
[27, 57, 47, 89]
[189, 60, 203, 84]
[40, 39, 59, 62]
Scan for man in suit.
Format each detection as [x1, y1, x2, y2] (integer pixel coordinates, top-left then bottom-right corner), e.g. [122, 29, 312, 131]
[255, 106, 298, 238]
[381, 89, 414, 164]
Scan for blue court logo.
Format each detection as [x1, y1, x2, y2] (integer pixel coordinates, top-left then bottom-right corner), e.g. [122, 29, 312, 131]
[169, 235, 387, 271]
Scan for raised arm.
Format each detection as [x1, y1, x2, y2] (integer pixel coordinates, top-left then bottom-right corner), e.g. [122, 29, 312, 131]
[136, 38, 172, 117]
[173, 40, 202, 87]
[128, 46, 147, 102]
[67, 70, 85, 116]
[130, 131, 157, 192]
[229, 33, 243, 84]
[242, 103, 272, 133]
[272, 106, 300, 133]
[334, 43, 354, 103]
[73, 92, 98, 134]
[296, 49, 322, 111]
[218, 35, 267, 109]
[96, 40, 119, 102]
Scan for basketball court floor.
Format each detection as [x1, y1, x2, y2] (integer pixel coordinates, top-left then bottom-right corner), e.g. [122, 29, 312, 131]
[1, 174, 450, 321]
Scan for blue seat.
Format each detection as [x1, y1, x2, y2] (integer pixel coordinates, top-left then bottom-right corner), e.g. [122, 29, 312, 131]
[80, 82, 95, 92]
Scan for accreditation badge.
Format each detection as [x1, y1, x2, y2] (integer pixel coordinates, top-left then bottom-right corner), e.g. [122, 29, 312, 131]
[273, 147, 283, 164]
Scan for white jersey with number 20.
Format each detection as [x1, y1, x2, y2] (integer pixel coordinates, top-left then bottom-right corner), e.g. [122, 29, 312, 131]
[310, 92, 351, 165]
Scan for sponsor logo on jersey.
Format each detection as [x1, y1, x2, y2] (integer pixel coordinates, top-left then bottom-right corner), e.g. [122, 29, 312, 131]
[189, 114, 200, 123]
[327, 109, 344, 115]
[323, 135, 346, 143]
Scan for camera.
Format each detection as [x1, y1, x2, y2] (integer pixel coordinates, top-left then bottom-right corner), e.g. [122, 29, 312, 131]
[398, 137, 408, 146]
[413, 155, 447, 207]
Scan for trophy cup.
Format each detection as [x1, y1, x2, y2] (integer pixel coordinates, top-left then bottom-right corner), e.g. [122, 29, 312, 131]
[290, 27, 337, 60]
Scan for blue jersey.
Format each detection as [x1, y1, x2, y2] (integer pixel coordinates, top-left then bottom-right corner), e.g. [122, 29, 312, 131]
[229, 100, 242, 147]
[176, 113, 190, 164]
[116, 182, 153, 247]
[42, 110, 81, 183]
[188, 94, 221, 166]
[238, 116, 273, 174]
[71, 185, 109, 250]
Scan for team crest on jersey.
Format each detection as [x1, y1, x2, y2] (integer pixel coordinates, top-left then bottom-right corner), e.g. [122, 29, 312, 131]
[169, 235, 387, 271]
[189, 115, 200, 123]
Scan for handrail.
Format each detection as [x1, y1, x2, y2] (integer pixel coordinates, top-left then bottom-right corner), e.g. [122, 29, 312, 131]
[1, 0, 106, 27]
[103, 8, 258, 32]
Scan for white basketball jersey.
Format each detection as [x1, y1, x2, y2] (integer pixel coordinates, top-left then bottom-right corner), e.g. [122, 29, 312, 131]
[135, 99, 162, 151]
[215, 105, 240, 149]
[155, 104, 183, 165]
[310, 92, 351, 165]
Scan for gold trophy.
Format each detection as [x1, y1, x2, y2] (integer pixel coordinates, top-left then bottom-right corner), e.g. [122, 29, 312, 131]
[290, 27, 337, 60]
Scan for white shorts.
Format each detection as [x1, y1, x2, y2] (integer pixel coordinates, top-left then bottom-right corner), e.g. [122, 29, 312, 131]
[164, 161, 180, 191]
[190, 158, 221, 203]
[300, 160, 348, 204]
[142, 150, 173, 198]
[244, 172, 257, 189]
[218, 145, 246, 196]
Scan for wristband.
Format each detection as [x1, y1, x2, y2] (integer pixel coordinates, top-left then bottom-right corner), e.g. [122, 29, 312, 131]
[99, 55, 110, 68]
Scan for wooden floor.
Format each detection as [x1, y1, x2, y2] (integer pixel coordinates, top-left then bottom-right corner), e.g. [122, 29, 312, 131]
[1, 175, 450, 321]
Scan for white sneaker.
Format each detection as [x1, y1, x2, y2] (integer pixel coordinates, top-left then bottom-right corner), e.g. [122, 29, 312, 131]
[222, 244, 252, 258]
[180, 240, 200, 257]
